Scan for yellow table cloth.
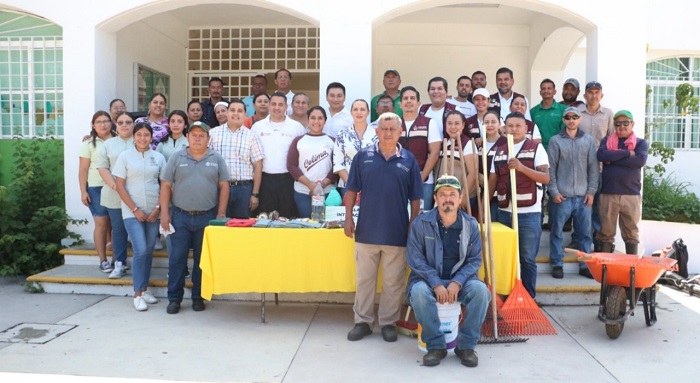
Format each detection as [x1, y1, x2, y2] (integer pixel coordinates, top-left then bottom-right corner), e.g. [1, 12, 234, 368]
[200, 223, 517, 300]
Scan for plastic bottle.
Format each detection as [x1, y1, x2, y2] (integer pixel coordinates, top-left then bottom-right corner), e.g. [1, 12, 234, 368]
[311, 180, 325, 222]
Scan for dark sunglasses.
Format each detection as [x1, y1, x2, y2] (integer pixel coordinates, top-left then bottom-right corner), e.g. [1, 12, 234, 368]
[563, 115, 580, 120]
[614, 121, 632, 127]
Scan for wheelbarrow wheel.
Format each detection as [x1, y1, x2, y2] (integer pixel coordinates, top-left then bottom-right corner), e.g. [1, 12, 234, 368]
[605, 286, 627, 339]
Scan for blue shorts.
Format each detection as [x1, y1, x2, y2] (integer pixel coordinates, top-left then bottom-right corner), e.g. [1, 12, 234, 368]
[87, 186, 109, 217]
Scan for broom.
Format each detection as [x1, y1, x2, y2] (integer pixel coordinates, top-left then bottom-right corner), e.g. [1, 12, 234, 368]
[499, 134, 557, 336]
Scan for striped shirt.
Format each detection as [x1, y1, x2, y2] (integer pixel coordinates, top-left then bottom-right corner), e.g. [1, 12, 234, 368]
[209, 123, 264, 181]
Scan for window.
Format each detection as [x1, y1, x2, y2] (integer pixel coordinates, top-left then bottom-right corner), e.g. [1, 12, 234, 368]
[0, 11, 63, 138]
[187, 26, 320, 101]
[646, 57, 700, 150]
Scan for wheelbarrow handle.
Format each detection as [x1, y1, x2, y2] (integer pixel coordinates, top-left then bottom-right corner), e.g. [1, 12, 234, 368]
[564, 248, 592, 261]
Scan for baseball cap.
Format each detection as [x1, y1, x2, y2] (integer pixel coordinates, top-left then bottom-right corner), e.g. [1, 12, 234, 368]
[189, 121, 210, 133]
[434, 175, 461, 193]
[384, 69, 400, 77]
[563, 106, 581, 117]
[564, 78, 580, 89]
[472, 88, 490, 100]
[585, 81, 602, 91]
[613, 110, 633, 120]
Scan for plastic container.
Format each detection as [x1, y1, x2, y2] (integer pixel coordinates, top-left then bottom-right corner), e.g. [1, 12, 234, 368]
[417, 302, 461, 352]
[311, 181, 325, 222]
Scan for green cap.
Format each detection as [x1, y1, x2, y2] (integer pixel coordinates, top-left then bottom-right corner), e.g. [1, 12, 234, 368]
[189, 121, 210, 133]
[434, 175, 461, 193]
[614, 110, 633, 120]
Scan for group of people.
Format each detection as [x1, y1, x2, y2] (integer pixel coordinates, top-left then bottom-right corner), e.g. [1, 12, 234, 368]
[79, 66, 646, 367]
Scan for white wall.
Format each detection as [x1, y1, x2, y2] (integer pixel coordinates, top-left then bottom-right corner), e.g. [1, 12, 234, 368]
[115, 14, 188, 112]
[373, 22, 532, 100]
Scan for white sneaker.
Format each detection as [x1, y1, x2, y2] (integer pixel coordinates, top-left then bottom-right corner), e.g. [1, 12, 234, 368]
[141, 291, 159, 304]
[154, 237, 164, 250]
[133, 296, 148, 311]
[108, 261, 125, 279]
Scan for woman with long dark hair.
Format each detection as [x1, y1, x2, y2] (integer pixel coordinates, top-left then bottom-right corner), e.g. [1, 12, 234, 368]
[135, 93, 169, 150]
[186, 100, 203, 125]
[156, 110, 189, 161]
[244, 93, 269, 128]
[287, 106, 337, 217]
[79, 111, 116, 272]
[97, 111, 135, 278]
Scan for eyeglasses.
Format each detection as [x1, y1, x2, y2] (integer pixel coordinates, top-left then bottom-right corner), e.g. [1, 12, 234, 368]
[563, 115, 580, 120]
[378, 101, 393, 106]
[95, 120, 112, 125]
[614, 120, 632, 127]
[117, 121, 134, 126]
[434, 176, 462, 192]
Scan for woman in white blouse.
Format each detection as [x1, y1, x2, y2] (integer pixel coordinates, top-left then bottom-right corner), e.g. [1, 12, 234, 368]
[114, 122, 166, 311]
[332, 99, 377, 196]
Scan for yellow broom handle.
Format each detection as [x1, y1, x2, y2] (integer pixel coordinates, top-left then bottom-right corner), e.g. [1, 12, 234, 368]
[507, 134, 521, 279]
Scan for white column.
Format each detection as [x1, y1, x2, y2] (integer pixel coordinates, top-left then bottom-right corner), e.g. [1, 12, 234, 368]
[318, 18, 373, 111]
[62, 23, 101, 241]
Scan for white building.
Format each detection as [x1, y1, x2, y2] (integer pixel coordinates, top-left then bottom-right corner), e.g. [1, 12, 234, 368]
[0, 0, 698, 242]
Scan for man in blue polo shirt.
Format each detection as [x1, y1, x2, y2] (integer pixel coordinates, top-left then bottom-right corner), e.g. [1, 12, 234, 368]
[344, 112, 423, 343]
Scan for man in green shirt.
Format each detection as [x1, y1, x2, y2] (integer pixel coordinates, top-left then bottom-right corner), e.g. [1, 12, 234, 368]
[530, 78, 566, 150]
[370, 69, 403, 121]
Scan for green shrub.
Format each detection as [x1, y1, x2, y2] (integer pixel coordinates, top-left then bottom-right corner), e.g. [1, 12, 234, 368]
[643, 171, 700, 223]
[0, 133, 85, 276]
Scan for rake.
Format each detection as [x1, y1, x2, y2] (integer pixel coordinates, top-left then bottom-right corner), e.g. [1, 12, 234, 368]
[498, 134, 557, 336]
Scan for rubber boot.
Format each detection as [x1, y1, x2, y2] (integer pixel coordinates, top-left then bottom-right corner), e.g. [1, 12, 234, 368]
[625, 242, 638, 255]
[600, 242, 613, 253]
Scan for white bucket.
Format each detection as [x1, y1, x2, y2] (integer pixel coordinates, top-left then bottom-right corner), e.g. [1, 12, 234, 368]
[417, 302, 462, 352]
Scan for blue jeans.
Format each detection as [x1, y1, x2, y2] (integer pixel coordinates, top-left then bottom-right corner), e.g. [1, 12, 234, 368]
[572, 174, 601, 248]
[106, 208, 128, 265]
[167, 207, 216, 303]
[549, 197, 592, 269]
[123, 217, 160, 292]
[227, 183, 253, 218]
[409, 279, 490, 351]
[498, 210, 541, 298]
[294, 191, 312, 218]
[87, 186, 108, 217]
[422, 182, 434, 211]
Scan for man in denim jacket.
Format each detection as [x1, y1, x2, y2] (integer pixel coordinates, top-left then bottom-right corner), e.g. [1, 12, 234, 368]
[406, 175, 490, 368]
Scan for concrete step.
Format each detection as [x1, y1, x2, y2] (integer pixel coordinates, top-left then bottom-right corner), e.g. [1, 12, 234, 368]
[27, 264, 600, 305]
[30, 247, 601, 305]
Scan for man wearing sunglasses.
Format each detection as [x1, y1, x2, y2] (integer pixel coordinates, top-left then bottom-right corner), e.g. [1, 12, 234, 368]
[406, 175, 489, 367]
[596, 110, 648, 256]
[546, 107, 598, 279]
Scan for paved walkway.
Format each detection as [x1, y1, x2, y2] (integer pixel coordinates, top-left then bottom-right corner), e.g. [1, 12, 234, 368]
[1, 276, 698, 383]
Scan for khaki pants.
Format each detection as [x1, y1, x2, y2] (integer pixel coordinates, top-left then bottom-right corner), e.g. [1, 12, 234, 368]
[353, 242, 406, 327]
[597, 194, 641, 244]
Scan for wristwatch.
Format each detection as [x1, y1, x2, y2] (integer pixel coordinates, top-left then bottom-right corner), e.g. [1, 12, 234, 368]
[251, 193, 259, 198]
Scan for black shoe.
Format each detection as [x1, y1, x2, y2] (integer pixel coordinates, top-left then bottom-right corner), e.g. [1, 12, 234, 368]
[551, 266, 564, 279]
[579, 268, 594, 279]
[166, 302, 180, 314]
[454, 348, 479, 367]
[423, 349, 447, 367]
[565, 241, 579, 250]
[192, 299, 206, 312]
[347, 323, 372, 341]
[381, 325, 398, 342]
[542, 223, 550, 231]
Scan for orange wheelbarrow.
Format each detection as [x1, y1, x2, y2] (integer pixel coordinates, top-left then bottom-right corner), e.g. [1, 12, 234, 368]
[565, 249, 677, 339]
